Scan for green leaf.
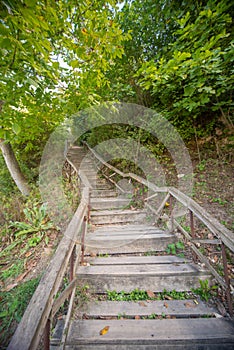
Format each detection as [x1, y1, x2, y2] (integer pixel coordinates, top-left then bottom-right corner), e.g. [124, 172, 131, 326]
[27, 78, 39, 88]
[70, 60, 80, 68]
[184, 86, 195, 97]
[1, 38, 12, 49]
[12, 124, 21, 135]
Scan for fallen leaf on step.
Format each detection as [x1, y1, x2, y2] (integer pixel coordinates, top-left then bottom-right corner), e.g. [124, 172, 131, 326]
[164, 295, 173, 300]
[163, 302, 168, 308]
[90, 252, 97, 257]
[146, 290, 155, 298]
[135, 315, 141, 320]
[193, 300, 199, 305]
[99, 326, 110, 335]
[139, 301, 147, 307]
[25, 251, 32, 257]
[184, 302, 195, 308]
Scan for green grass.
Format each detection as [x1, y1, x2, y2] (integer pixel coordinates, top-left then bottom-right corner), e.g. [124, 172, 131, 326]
[166, 241, 185, 256]
[106, 288, 190, 301]
[192, 279, 218, 302]
[0, 276, 41, 347]
[0, 260, 24, 282]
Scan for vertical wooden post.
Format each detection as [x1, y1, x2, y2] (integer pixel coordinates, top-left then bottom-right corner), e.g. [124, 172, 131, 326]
[81, 216, 87, 264]
[70, 246, 75, 282]
[44, 318, 50, 350]
[221, 243, 233, 317]
[189, 210, 195, 239]
[190, 210, 196, 262]
[169, 194, 174, 232]
[87, 189, 91, 224]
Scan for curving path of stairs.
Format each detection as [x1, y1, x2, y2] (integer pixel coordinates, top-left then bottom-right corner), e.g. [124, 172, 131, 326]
[52, 147, 234, 350]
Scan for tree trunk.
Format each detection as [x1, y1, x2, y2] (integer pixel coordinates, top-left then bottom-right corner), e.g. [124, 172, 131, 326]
[0, 139, 30, 196]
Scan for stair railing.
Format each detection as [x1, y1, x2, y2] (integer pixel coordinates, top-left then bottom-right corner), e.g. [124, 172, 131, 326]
[8, 158, 91, 350]
[84, 142, 234, 317]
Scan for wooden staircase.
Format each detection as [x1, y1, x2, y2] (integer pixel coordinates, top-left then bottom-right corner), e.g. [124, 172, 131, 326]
[52, 147, 234, 349]
[8, 146, 234, 350]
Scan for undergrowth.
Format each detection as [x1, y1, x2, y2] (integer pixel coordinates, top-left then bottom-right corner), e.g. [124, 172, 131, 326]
[106, 288, 191, 301]
[0, 277, 41, 347]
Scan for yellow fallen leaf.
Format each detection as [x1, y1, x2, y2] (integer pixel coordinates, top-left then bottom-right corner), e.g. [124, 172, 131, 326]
[184, 302, 195, 308]
[164, 302, 168, 308]
[165, 202, 170, 207]
[99, 326, 110, 336]
[194, 300, 199, 305]
[81, 28, 88, 35]
[138, 301, 147, 307]
[146, 290, 156, 298]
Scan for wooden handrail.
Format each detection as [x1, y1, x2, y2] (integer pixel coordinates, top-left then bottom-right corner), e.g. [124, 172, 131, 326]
[168, 187, 234, 252]
[8, 186, 89, 350]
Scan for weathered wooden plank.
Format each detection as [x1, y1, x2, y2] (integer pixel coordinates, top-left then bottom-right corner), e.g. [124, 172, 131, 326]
[66, 319, 234, 345]
[92, 224, 165, 234]
[90, 197, 130, 210]
[91, 209, 146, 225]
[76, 299, 216, 318]
[8, 188, 89, 350]
[77, 265, 211, 292]
[87, 255, 188, 266]
[91, 230, 168, 237]
[192, 239, 221, 245]
[86, 232, 174, 242]
[91, 189, 117, 197]
[65, 344, 234, 350]
[85, 233, 175, 253]
[145, 193, 170, 221]
[77, 262, 203, 276]
[52, 278, 79, 318]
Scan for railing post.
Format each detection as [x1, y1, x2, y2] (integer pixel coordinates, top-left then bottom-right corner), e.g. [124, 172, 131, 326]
[87, 191, 91, 224]
[189, 210, 195, 239]
[189, 210, 197, 262]
[221, 242, 233, 317]
[169, 194, 174, 232]
[44, 318, 50, 350]
[81, 216, 87, 264]
[70, 246, 75, 282]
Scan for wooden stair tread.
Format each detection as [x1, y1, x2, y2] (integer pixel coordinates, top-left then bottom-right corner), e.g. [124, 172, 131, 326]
[91, 224, 167, 234]
[91, 209, 146, 216]
[75, 299, 217, 318]
[66, 319, 234, 345]
[77, 262, 206, 276]
[86, 233, 174, 241]
[87, 255, 189, 265]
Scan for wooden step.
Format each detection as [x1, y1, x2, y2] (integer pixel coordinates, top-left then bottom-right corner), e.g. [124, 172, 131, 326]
[90, 209, 146, 225]
[90, 197, 130, 210]
[66, 318, 234, 349]
[89, 184, 114, 191]
[87, 255, 188, 265]
[75, 299, 216, 319]
[85, 232, 176, 254]
[91, 189, 118, 198]
[77, 256, 212, 292]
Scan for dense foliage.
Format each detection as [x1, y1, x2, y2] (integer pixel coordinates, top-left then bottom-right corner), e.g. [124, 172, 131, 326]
[0, 1, 233, 345]
[0, 0, 233, 193]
